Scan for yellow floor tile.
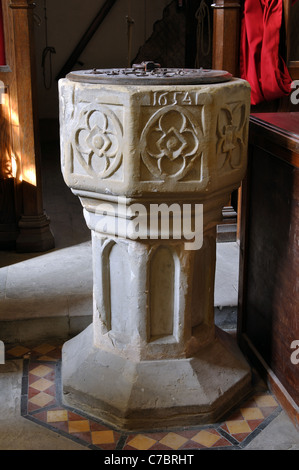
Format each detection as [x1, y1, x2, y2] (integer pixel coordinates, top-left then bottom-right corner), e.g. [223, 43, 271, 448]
[68, 420, 90, 433]
[7, 346, 30, 357]
[38, 355, 59, 362]
[241, 407, 264, 420]
[226, 419, 252, 435]
[127, 434, 157, 450]
[254, 394, 278, 408]
[29, 392, 54, 407]
[30, 378, 53, 392]
[33, 344, 56, 355]
[191, 430, 220, 447]
[30, 365, 52, 378]
[159, 432, 188, 450]
[92, 430, 115, 445]
[47, 410, 68, 423]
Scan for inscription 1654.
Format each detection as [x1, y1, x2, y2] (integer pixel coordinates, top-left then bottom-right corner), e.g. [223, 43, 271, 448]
[152, 91, 198, 107]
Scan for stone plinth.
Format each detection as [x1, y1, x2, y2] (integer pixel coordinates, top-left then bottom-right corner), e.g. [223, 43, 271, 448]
[59, 69, 252, 430]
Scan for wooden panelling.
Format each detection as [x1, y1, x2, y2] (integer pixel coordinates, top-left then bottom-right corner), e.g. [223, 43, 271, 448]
[211, 0, 241, 76]
[238, 113, 299, 430]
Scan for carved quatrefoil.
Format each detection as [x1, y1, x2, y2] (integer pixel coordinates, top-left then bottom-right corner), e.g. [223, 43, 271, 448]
[71, 104, 123, 179]
[140, 107, 202, 180]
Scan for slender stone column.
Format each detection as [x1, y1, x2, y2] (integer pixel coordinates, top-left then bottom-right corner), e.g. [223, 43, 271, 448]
[59, 71, 252, 430]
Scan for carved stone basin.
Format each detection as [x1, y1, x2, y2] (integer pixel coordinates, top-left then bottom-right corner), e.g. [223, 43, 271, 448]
[59, 67, 252, 431]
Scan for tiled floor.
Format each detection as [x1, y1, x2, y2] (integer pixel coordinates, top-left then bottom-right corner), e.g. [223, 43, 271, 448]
[1, 139, 298, 450]
[5, 341, 284, 451]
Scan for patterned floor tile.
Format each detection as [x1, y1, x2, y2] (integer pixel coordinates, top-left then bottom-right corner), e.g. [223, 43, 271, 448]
[7, 345, 31, 357]
[123, 427, 234, 451]
[31, 377, 53, 392]
[225, 419, 252, 435]
[29, 391, 55, 408]
[91, 430, 115, 445]
[125, 434, 158, 451]
[47, 409, 68, 423]
[254, 394, 278, 408]
[17, 341, 281, 450]
[240, 407, 264, 420]
[158, 432, 189, 450]
[191, 430, 222, 448]
[30, 364, 54, 378]
[32, 344, 57, 355]
[68, 419, 91, 434]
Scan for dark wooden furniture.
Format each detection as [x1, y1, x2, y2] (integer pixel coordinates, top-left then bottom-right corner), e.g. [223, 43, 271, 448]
[238, 112, 299, 430]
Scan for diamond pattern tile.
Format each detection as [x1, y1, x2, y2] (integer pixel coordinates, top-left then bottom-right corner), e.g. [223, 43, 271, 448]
[254, 394, 278, 408]
[7, 345, 30, 357]
[91, 430, 115, 445]
[16, 341, 281, 450]
[241, 407, 264, 420]
[47, 410, 68, 423]
[191, 430, 221, 447]
[7, 343, 62, 362]
[31, 378, 53, 392]
[29, 392, 54, 408]
[126, 434, 157, 450]
[226, 419, 252, 435]
[68, 419, 90, 434]
[159, 432, 188, 450]
[30, 364, 53, 378]
[33, 344, 57, 355]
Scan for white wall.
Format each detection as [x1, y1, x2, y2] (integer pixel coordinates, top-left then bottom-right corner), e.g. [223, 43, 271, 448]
[33, 0, 170, 120]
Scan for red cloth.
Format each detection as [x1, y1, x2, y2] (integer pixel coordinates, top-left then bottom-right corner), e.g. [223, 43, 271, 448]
[0, 0, 5, 65]
[240, 0, 293, 105]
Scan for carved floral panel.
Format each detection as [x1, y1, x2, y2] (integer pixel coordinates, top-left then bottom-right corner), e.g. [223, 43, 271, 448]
[69, 103, 124, 180]
[139, 105, 204, 182]
[216, 102, 248, 171]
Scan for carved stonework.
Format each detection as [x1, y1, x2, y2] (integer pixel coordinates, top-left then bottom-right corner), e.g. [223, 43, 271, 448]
[70, 103, 123, 180]
[59, 74, 252, 431]
[60, 80, 250, 196]
[140, 106, 202, 181]
[216, 102, 247, 171]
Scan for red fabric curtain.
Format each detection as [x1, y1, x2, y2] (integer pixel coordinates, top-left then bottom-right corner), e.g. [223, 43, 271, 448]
[240, 0, 293, 105]
[0, 0, 5, 65]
